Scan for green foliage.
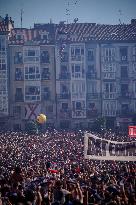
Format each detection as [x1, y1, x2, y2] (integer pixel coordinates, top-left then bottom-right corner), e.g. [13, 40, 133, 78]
[91, 117, 106, 132]
[25, 120, 38, 134]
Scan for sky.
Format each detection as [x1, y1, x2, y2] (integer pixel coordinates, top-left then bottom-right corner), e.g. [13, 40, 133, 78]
[0, 0, 136, 28]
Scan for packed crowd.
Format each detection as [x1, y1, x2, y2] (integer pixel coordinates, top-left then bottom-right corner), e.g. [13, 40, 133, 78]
[0, 130, 135, 205]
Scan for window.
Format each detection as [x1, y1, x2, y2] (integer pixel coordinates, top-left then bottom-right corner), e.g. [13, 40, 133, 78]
[25, 86, 40, 101]
[76, 102, 82, 109]
[15, 68, 23, 81]
[14, 52, 23, 64]
[41, 67, 50, 80]
[0, 79, 6, 91]
[88, 65, 95, 73]
[0, 63, 6, 70]
[121, 84, 129, 97]
[13, 106, 21, 117]
[103, 63, 116, 72]
[87, 82, 96, 93]
[103, 47, 115, 62]
[104, 83, 115, 93]
[103, 101, 116, 116]
[41, 51, 50, 63]
[15, 88, 23, 101]
[61, 52, 68, 62]
[72, 64, 83, 78]
[16, 34, 23, 40]
[43, 87, 50, 100]
[88, 49, 94, 61]
[0, 37, 5, 51]
[71, 45, 84, 61]
[132, 46, 136, 61]
[0, 93, 8, 113]
[24, 48, 39, 62]
[104, 83, 116, 99]
[62, 103, 68, 110]
[61, 85, 68, 93]
[25, 66, 40, 80]
[133, 63, 136, 72]
[120, 66, 128, 78]
[120, 47, 128, 61]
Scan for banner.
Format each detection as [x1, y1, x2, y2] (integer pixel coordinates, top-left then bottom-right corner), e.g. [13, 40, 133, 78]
[84, 133, 136, 161]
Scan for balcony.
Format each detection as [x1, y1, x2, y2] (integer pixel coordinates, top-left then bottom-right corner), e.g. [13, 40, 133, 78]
[103, 92, 116, 99]
[87, 93, 100, 99]
[59, 72, 70, 80]
[15, 94, 24, 102]
[57, 93, 70, 99]
[86, 72, 97, 79]
[103, 110, 117, 117]
[102, 72, 115, 80]
[72, 109, 86, 118]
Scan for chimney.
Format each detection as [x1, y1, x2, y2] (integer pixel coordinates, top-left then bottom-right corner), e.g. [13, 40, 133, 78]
[131, 19, 136, 25]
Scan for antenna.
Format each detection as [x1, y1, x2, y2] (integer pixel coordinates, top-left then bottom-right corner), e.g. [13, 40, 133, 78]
[20, 9, 24, 28]
[118, 9, 122, 24]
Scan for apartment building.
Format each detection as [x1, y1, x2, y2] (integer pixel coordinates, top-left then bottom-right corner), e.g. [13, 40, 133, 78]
[8, 24, 56, 130]
[55, 21, 136, 129]
[0, 17, 136, 130]
[0, 15, 14, 129]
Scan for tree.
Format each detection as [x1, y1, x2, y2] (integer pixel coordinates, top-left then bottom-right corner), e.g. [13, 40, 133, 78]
[25, 120, 38, 134]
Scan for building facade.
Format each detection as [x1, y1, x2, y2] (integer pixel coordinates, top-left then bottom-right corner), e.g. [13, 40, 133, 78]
[0, 15, 14, 129]
[8, 24, 56, 130]
[0, 18, 136, 130]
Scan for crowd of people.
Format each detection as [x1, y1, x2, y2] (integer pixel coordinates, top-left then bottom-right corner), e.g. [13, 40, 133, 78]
[0, 130, 135, 205]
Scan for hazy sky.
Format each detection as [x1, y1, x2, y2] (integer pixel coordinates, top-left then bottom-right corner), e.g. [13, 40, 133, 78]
[0, 0, 136, 28]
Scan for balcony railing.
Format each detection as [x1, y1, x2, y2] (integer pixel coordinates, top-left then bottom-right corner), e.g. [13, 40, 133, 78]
[15, 94, 24, 102]
[72, 109, 86, 118]
[59, 72, 70, 80]
[102, 72, 115, 79]
[86, 72, 97, 79]
[57, 93, 71, 99]
[103, 92, 116, 99]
